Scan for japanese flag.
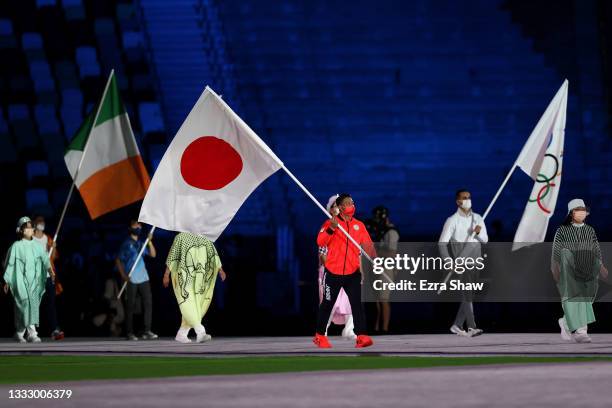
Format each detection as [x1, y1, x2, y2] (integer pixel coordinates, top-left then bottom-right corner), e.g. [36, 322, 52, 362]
[139, 86, 282, 241]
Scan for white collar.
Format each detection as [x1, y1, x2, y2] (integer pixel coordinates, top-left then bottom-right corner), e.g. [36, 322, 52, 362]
[571, 223, 585, 227]
[456, 208, 472, 218]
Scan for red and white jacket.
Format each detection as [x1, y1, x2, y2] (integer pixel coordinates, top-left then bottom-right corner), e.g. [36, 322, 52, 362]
[317, 215, 376, 275]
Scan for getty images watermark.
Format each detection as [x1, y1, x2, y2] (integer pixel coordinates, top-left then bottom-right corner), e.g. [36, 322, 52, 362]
[372, 252, 486, 292]
[361, 242, 612, 302]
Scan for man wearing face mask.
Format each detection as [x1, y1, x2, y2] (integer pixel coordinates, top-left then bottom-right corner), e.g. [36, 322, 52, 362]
[439, 189, 488, 337]
[3, 217, 51, 342]
[116, 220, 158, 340]
[314, 193, 376, 348]
[317, 194, 356, 339]
[31, 215, 64, 340]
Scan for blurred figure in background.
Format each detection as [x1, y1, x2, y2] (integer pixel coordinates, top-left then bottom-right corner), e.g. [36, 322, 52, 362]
[3, 217, 51, 342]
[367, 206, 399, 334]
[116, 220, 158, 341]
[32, 215, 64, 340]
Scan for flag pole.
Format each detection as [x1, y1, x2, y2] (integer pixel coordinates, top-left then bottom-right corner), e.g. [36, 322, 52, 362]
[481, 163, 518, 220]
[117, 226, 156, 300]
[207, 87, 371, 261]
[281, 165, 397, 285]
[280, 165, 372, 262]
[50, 69, 116, 259]
[437, 162, 518, 293]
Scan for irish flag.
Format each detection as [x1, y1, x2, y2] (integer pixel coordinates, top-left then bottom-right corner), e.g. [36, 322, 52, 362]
[64, 71, 150, 219]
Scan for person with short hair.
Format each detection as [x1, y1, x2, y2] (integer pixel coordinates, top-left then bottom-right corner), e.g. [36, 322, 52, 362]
[439, 189, 487, 337]
[318, 194, 356, 339]
[116, 220, 158, 341]
[314, 193, 376, 348]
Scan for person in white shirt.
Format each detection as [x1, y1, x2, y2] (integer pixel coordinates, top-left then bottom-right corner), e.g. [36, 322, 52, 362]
[438, 189, 488, 337]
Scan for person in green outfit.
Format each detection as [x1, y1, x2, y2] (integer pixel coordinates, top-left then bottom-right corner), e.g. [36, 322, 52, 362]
[163, 232, 226, 343]
[552, 199, 608, 343]
[3, 216, 52, 343]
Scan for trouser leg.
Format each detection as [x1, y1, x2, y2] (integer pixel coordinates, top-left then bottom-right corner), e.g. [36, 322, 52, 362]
[316, 270, 342, 334]
[342, 273, 367, 335]
[464, 301, 476, 329]
[454, 302, 467, 327]
[140, 282, 153, 332]
[125, 282, 137, 335]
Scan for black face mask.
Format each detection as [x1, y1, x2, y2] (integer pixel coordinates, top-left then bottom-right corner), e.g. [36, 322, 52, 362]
[130, 227, 142, 236]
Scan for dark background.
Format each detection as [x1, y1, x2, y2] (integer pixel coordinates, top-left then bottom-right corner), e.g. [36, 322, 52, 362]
[1, 0, 612, 338]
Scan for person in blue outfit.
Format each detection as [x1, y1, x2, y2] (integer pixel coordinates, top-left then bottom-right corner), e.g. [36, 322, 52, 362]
[116, 220, 158, 341]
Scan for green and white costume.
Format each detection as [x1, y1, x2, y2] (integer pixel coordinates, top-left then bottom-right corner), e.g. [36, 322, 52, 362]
[4, 239, 50, 333]
[166, 233, 222, 331]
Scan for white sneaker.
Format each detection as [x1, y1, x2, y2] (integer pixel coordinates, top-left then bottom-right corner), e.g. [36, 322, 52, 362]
[196, 333, 212, 343]
[14, 333, 26, 343]
[467, 328, 483, 337]
[175, 334, 192, 344]
[558, 318, 571, 341]
[341, 327, 357, 340]
[194, 325, 212, 343]
[450, 324, 468, 336]
[572, 332, 592, 343]
[27, 336, 41, 343]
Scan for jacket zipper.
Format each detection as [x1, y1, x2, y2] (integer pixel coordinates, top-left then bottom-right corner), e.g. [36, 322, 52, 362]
[342, 219, 349, 275]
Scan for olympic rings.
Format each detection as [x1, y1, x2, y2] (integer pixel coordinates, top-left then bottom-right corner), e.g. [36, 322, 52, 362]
[534, 153, 559, 183]
[528, 153, 560, 214]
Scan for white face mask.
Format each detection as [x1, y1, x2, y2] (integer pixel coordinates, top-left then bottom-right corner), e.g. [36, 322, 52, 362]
[460, 199, 472, 210]
[36, 223, 45, 232]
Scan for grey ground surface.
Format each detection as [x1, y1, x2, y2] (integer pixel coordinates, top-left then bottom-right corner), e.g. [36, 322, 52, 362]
[1, 333, 612, 356]
[2, 362, 612, 407]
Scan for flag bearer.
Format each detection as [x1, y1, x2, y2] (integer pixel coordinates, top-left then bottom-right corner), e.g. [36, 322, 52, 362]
[439, 189, 487, 337]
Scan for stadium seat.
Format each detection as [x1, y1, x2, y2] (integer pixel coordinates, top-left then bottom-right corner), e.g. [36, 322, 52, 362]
[25, 188, 50, 209]
[26, 160, 50, 182]
[138, 102, 165, 135]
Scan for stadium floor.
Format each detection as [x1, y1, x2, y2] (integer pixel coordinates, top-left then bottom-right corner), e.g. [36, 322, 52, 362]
[1, 333, 612, 357]
[2, 334, 612, 407]
[1, 361, 612, 407]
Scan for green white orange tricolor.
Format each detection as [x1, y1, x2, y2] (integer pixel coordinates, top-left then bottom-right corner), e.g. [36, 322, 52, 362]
[64, 72, 150, 219]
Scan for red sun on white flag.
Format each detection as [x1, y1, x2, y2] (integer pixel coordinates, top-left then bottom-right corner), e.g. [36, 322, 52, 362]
[180, 136, 244, 190]
[139, 86, 283, 241]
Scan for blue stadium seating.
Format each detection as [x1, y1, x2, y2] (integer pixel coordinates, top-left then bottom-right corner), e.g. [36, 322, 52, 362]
[26, 160, 49, 182]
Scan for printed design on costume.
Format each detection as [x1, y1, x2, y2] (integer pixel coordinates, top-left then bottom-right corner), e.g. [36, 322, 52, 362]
[528, 152, 562, 214]
[167, 234, 217, 306]
[325, 284, 331, 301]
[353, 224, 359, 231]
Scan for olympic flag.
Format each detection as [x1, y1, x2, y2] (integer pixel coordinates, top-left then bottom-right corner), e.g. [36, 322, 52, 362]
[512, 80, 568, 249]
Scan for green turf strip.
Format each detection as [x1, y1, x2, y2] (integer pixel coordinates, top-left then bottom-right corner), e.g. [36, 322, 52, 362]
[0, 355, 610, 384]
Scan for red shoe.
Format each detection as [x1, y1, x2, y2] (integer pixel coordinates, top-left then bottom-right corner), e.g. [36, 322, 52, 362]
[355, 334, 373, 348]
[313, 333, 332, 348]
[52, 330, 64, 341]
